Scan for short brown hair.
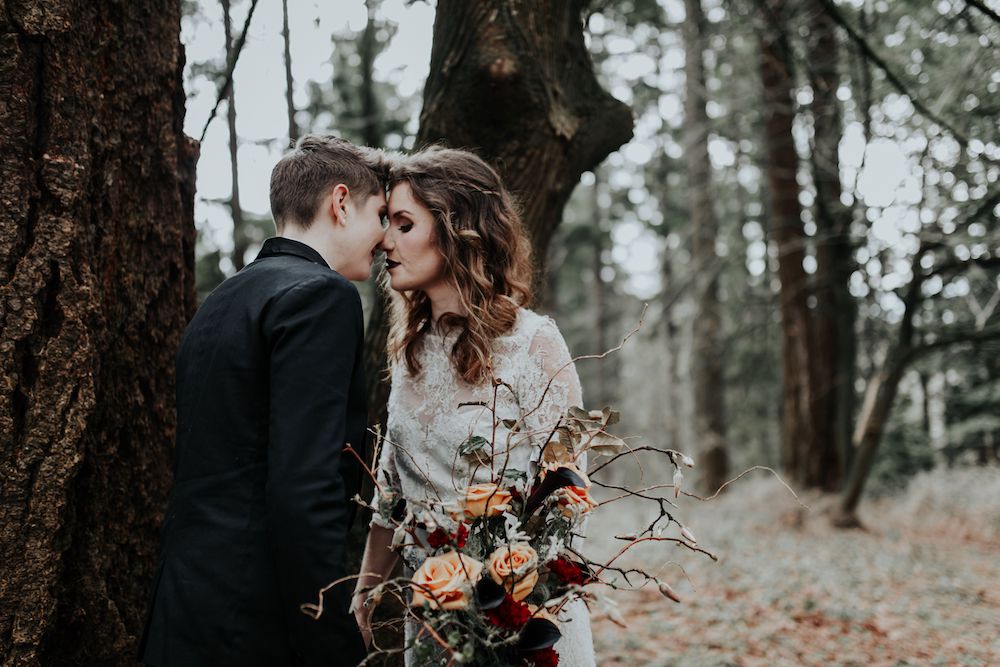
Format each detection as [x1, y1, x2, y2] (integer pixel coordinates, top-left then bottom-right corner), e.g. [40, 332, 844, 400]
[269, 135, 390, 231]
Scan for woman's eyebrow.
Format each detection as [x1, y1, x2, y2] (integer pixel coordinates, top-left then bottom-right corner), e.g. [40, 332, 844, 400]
[391, 209, 412, 218]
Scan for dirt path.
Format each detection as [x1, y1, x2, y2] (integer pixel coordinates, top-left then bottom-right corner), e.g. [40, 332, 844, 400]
[585, 480, 1000, 666]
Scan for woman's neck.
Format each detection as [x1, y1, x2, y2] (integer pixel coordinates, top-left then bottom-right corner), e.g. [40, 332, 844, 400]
[424, 283, 467, 324]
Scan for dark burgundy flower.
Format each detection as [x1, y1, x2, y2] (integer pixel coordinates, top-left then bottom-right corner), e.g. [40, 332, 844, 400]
[426, 527, 449, 548]
[486, 594, 532, 629]
[547, 558, 588, 586]
[426, 523, 470, 549]
[525, 647, 559, 667]
[454, 522, 469, 548]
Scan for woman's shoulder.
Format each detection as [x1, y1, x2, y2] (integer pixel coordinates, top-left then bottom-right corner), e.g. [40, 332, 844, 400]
[508, 307, 554, 340]
[505, 308, 570, 352]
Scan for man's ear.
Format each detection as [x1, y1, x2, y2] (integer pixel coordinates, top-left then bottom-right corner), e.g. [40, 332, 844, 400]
[328, 183, 351, 226]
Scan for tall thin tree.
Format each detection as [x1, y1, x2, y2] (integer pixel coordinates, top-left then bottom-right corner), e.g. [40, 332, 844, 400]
[282, 0, 299, 144]
[222, 0, 248, 271]
[805, 0, 853, 490]
[683, 0, 729, 491]
[758, 0, 819, 485]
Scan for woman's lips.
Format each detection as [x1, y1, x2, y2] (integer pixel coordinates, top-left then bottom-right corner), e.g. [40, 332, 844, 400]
[385, 259, 400, 270]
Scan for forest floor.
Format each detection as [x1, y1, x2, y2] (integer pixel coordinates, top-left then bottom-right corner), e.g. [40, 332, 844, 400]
[586, 467, 1000, 667]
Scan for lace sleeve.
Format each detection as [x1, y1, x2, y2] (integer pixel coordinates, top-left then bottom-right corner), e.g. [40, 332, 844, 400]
[369, 439, 401, 529]
[517, 318, 585, 471]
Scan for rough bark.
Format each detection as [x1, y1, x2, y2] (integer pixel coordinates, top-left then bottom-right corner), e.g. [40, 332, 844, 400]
[0, 1, 196, 664]
[414, 0, 634, 278]
[281, 0, 299, 144]
[222, 0, 247, 271]
[758, 0, 818, 487]
[683, 0, 728, 492]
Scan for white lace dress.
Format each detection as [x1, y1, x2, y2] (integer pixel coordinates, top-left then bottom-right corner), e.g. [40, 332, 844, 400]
[371, 308, 596, 667]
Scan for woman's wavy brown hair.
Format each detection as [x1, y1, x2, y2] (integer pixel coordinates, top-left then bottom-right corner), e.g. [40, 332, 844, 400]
[386, 146, 533, 384]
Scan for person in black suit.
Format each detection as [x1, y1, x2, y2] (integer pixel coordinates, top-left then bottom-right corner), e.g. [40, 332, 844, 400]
[139, 135, 388, 666]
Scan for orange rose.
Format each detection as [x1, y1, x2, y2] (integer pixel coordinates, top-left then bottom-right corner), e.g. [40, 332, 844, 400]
[556, 484, 598, 517]
[487, 543, 539, 601]
[541, 462, 598, 517]
[463, 483, 513, 519]
[410, 551, 484, 610]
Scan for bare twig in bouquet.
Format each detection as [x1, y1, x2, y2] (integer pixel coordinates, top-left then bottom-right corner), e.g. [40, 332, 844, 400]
[683, 465, 808, 508]
[594, 483, 681, 507]
[369, 427, 448, 506]
[587, 445, 691, 477]
[344, 443, 382, 495]
[300, 573, 371, 620]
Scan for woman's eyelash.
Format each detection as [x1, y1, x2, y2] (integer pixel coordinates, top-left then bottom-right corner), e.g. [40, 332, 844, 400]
[399, 223, 413, 233]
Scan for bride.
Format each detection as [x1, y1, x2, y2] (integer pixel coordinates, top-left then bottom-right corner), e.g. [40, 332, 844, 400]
[353, 147, 596, 666]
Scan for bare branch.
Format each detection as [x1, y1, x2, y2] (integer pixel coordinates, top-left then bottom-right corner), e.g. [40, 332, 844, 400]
[965, 0, 1000, 24]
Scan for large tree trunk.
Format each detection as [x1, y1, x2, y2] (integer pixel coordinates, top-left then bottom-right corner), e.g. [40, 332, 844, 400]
[222, 0, 247, 271]
[683, 0, 729, 492]
[0, 1, 196, 664]
[804, 0, 852, 491]
[415, 0, 633, 277]
[758, 0, 819, 488]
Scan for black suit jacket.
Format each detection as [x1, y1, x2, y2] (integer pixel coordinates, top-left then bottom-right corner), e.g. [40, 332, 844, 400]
[140, 238, 368, 666]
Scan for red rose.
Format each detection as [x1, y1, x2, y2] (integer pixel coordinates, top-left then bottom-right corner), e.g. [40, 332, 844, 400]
[427, 523, 470, 549]
[455, 523, 469, 549]
[427, 527, 449, 548]
[486, 594, 532, 629]
[547, 558, 588, 586]
[525, 647, 559, 667]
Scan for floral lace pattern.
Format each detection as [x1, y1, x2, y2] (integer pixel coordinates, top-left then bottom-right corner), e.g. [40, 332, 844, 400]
[372, 308, 595, 667]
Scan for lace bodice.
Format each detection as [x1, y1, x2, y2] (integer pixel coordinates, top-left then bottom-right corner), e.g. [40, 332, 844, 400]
[370, 308, 595, 667]
[372, 308, 585, 529]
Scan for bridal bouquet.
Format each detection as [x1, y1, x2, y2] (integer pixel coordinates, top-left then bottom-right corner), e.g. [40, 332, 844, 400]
[366, 405, 704, 667]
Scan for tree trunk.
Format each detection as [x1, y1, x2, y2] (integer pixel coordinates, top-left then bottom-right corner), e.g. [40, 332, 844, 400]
[222, 0, 247, 271]
[0, 1, 196, 664]
[282, 0, 299, 144]
[592, 172, 608, 407]
[835, 253, 923, 525]
[359, 0, 380, 148]
[415, 0, 633, 279]
[683, 0, 728, 492]
[758, 0, 818, 488]
[805, 0, 852, 491]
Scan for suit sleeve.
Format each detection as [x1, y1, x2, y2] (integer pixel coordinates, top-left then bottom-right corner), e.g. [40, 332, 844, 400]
[264, 275, 366, 665]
